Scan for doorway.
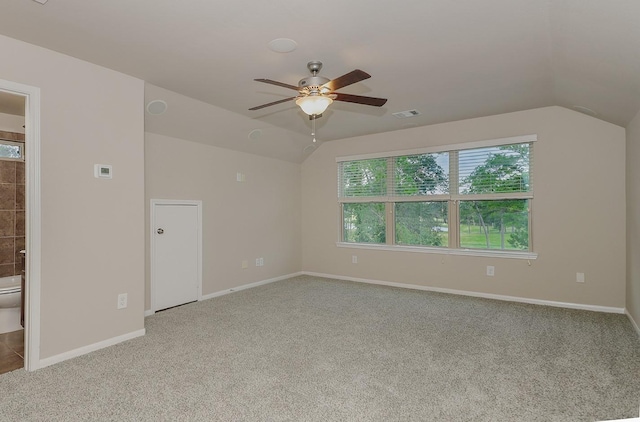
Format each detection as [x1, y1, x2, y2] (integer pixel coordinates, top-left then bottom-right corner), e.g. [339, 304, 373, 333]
[0, 93, 25, 374]
[0, 78, 41, 372]
[150, 200, 202, 312]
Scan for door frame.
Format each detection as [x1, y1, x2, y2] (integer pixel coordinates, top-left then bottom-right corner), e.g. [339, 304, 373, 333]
[149, 199, 202, 314]
[0, 79, 42, 371]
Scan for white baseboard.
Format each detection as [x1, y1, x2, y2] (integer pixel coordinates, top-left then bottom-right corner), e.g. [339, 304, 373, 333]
[144, 272, 304, 316]
[303, 271, 625, 314]
[37, 328, 146, 369]
[200, 272, 304, 301]
[625, 309, 640, 338]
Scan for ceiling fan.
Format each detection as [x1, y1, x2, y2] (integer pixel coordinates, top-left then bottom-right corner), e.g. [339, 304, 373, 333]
[249, 61, 387, 118]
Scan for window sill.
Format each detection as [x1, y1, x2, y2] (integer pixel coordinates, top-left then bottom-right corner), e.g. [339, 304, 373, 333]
[336, 242, 538, 260]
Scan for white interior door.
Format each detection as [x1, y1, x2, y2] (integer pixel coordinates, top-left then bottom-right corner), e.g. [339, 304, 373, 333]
[152, 202, 201, 311]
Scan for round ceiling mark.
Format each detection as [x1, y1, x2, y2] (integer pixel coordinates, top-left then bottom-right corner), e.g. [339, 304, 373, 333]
[146, 100, 168, 115]
[573, 105, 597, 116]
[248, 129, 262, 140]
[268, 38, 297, 53]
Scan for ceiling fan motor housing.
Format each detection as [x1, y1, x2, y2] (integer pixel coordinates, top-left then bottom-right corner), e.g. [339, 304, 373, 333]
[298, 75, 330, 90]
[299, 61, 329, 93]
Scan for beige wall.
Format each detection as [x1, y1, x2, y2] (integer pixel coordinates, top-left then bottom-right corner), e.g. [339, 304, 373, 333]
[0, 35, 145, 358]
[144, 133, 301, 311]
[626, 110, 640, 328]
[302, 106, 626, 308]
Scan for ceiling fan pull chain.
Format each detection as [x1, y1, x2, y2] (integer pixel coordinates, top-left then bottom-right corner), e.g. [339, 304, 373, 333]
[311, 114, 317, 143]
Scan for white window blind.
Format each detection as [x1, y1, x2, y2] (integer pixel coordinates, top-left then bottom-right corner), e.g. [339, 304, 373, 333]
[338, 158, 387, 198]
[457, 143, 532, 195]
[391, 152, 449, 196]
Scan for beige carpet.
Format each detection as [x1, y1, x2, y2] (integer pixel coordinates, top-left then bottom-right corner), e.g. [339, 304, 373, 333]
[1, 275, 639, 421]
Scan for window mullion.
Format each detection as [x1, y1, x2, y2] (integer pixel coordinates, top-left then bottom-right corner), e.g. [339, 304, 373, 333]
[527, 199, 533, 252]
[449, 150, 459, 195]
[386, 202, 394, 245]
[449, 151, 459, 248]
[387, 157, 395, 245]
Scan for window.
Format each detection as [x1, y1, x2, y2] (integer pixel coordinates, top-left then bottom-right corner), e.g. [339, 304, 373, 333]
[343, 203, 386, 244]
[0, 140, 24, 161]
[337, 136, 534, 255]
[395, 201, 448, 247]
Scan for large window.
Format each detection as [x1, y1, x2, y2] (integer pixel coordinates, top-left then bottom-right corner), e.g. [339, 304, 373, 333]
[338, 136, 534, 254]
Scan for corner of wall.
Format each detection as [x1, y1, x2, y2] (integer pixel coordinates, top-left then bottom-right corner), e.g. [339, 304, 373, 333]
[625, 108, 640, 329]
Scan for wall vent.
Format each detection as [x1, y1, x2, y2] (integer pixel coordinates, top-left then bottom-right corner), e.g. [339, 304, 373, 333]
[392, 109, 421, 118]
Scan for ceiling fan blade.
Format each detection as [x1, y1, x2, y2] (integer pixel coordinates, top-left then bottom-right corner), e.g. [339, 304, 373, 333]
[249, 97, 297, 111]
[333, 93, 387, 107]
[254, 79, 300, 91]
[322, 69, 371, 91]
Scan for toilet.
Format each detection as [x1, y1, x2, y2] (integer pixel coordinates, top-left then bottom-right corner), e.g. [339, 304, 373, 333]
[0, 276, 22, 334]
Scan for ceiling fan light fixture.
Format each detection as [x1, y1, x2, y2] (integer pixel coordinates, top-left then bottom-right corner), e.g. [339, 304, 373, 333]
[296, 95, 333, 116]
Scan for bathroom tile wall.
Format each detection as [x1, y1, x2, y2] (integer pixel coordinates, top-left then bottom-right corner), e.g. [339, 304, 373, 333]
[0, 131, 25, 278]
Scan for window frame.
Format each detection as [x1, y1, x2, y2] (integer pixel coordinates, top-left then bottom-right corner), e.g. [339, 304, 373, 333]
[0, 139, 25, 162]
[337, 135, 537, 260]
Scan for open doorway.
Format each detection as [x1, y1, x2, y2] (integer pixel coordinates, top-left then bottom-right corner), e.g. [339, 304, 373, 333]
[0, 79, 41, 372]
[0, 91, 26, 374]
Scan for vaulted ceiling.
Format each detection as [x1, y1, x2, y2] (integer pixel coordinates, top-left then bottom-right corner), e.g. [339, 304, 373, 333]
[0, 0, 638, 162]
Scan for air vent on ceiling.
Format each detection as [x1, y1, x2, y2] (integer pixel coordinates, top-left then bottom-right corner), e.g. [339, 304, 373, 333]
[392, 109, 421, 118]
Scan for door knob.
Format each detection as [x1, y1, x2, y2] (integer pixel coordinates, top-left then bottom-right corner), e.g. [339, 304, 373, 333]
[157, 228, 164, 234]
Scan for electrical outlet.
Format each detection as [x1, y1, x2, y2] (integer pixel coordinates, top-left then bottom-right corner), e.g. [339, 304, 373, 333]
[117, 293, 127, 309]
[352, 255, 358, 264]
[486, 266, 495, 277]
[576, 272, 585, 283]
[241, 260, 248, 269]
[255, 258, 264, 267]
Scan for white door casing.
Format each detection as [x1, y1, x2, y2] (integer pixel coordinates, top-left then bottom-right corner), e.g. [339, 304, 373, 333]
[0, 79, 42, 371]
[150, 200, 202, 312]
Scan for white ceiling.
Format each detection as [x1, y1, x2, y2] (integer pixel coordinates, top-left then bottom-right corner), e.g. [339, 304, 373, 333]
[0, 0, 639, 162]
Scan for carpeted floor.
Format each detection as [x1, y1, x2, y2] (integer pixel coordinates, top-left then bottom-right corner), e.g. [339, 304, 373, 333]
[1, 275, 639, 421]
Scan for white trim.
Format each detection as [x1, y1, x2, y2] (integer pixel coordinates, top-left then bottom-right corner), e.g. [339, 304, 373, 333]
[336, 134, 537, 162]
[144, 309, 155, 317]
[38, 329, 145, 369]
[625, 309, 640, 338]
[302, 271, 624, 314]
[200, 272, 303, 301]
[336, 242, 538, 260]
[150, 199, 203, 313]
[0, 79, 42, 371]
